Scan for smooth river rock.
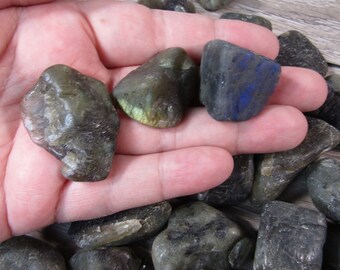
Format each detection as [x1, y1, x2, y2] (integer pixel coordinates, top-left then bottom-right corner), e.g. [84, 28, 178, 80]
[220, 12, 272, 30]
[164, 0, 195, 12]
[0, 235, 66, 270]
[200, 39, 281, 121]
[68, 201, 172, 248]
[197, 0, 232, 11]
[250, 117, 340, 205]
[152, 202, 243, 270]
[21, 64, 120, 182]
[254, 201, 327, 270]
[113, 47, 198, 128]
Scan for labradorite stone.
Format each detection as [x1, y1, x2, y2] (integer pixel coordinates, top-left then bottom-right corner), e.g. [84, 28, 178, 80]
[220, 12, 272, 30]
[152, 202, 243, 270]
[305, 158, 340, 223]
[194, 155, 254, 205]
[323, 223, 340, 270]
[254, 201, 327, 270]
[21, 64, 120, 182]
[250, 117, 340, 205]
[68, 201, 172, 248]
[113, 47, 198, 128]
[276, 30, 328, 77]
[0, 235, 66, 270]
[197, 0, 232, 11]
[69, 247, 141, 270]
[228, 237, 255, 270]
[137, 0, 167, 9]
[327, 74, 340, 93]
[164, 0, 195, 13]
[200, 39, 281, 122]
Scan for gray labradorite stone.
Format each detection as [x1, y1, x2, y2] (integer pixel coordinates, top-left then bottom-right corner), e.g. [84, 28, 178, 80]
[113, 48, 198, 128]
[21, 64, 120, 182]
[194, 155, 254, 205]
[197, 0, 232, 11]
[254, 201, 327, 270]
[68, 201, 172, 248]
[69, 247, 141, 270]
[228, 237, 255, 270]
[305, 158, 340, 223]
[323, 223, 340, 270]
[220, 12, 272, 30]
[276, 30, 328, 77]
[164, 0, 196, 13]
[327, 74, 340, 93]
[138, 0, 167, 9]
[200, 39, 281, 122]
[152, 202, 243, 270]
[0, 235, 66, 270]
[250, 117, 340, 205]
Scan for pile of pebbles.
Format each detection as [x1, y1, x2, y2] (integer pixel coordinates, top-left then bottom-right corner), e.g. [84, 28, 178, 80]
[1, 3, 340, 270]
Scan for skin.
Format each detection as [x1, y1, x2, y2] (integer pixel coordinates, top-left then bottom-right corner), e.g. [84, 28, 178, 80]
[0, 0, 327, 242]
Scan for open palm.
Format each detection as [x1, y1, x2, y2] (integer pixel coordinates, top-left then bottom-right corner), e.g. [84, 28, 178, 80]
[0, 0, 327, 241]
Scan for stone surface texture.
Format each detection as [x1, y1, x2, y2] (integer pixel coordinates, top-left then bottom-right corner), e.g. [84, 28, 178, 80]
[254, 201, 327, 270]
[21, 64, 120, 182]
[68, 201, 172, 248]
[323, 223, 340, 270]
[197, 0, 232, 11]
[164, 0, 195, 12]
[200, 39, 281, 122]
[113, 47, 198, 128]
[220, 12, 272, 30]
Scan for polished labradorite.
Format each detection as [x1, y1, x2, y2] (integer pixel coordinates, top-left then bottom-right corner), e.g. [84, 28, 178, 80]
[113, 48, 198, 128]
[21, 64, 120, 182]
[220, 12, 272, 30]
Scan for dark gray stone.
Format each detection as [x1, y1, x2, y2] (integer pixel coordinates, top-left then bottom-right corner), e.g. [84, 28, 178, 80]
[0, 235, 66, 270]
[200, 39, 281, 122]
[323, 223, 340, 270]
[137, 0, 167, 9]
[113, 47, 198, 128]
[68, 201, 172, 248]
[197, 0, 232, 11]
[220, 12, 272, 30]
[305, 157, 340, 223]
[254, 201, 327, 270]
[250, 117, 340, 205]
[21, 64, 120, 182]
[69, 247, 141, 270]
[228, 237, 255, 270]
[276, 30, 328, 77]
[152, 202, 243, 270]
[164, 0, 195, 13]
[327, 74, 340, 93]
[194, 155, 254, 205]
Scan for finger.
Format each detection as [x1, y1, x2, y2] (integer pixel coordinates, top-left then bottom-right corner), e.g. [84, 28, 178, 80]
[56, 146, 233, 222]
[0, 0, 53, 8]
[80, 1, 279, 67]
[116, 105, 308, 155]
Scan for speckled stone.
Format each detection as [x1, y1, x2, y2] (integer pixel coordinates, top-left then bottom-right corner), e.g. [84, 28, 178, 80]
[152, 202, 243, 270]
[200, 39, 281, 122]
[220, 12, 272, 30]
[276, 30, 328, 77]
[228, 237, 255, 270]
[323, 223, 340, 270]
[197, 0, 232, 11]
[254, 201, 327, 270]
[113, 48, 198, 128]
[164, 0, 195, 12]
[305, 158, 340, 223]
[68, 202, 172, 248]
[69, 247, 141, 270]
[194, 155, 254, 205]
[0, 235, 66, 270]
[21, 64, 120, 182]
[250, 117, 340, 205]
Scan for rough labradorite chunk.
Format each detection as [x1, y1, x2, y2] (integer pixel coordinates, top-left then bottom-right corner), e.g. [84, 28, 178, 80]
[68, 201, 172, 248]
[200, 39, 281, 122]
[113, 47, 198, 128]
[0, 235, 66, 270]
[276, 30, 328, 77]
[164, 0, 196, 13]
[220, 12, 272, 30]
[250, 117, 340, 205]
[152, 202, 243, 270]
[254, 201, 327, 270]
[21, 64, 120, 182]
[305, 157, 340, 223]
[197, 0, 232, 11]
[194, 155, 254, 205]
[69, 247, 141, 270]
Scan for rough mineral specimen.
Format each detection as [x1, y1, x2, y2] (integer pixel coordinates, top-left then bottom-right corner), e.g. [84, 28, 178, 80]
[200, 39, 281, 121]
[152, 202, 243, 270]
[164, 0, 195, 12]
[113, 47, 198, 128]
[305, 157, 340, 223]
[197, 0, 232, 11]
[228, 237, 255, 270]
[254, 201, 327, 270]
[21, 64, 120, 182]
[68, 201, 172, 248]
[69, 247, 141, 270]
[0, 235, 66, 270]
[276, 30, 328, 77]
[220, 12, 272, 30]
[194, 155, 254, 205]
[250, 117, 340, 205]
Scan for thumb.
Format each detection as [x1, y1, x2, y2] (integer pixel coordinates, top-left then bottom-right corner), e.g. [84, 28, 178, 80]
[0, 0, 54, 8]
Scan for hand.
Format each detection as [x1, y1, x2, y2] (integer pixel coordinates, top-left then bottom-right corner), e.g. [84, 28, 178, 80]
[0, 0, 327, 241]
